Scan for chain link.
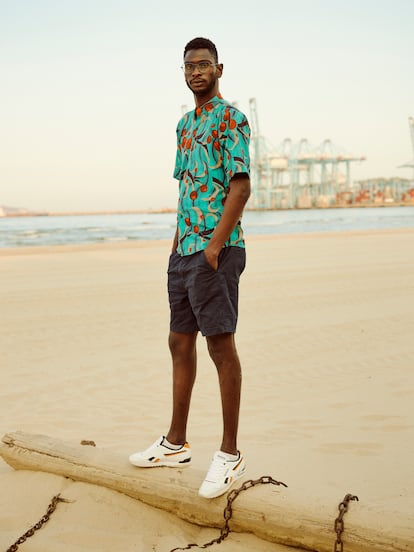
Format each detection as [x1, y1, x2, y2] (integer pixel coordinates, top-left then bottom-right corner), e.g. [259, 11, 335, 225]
[5, 483, 358, 551]
[333, 494, 359, 552]
[169, 476, 288, 551]
[6, 494, 70, 552]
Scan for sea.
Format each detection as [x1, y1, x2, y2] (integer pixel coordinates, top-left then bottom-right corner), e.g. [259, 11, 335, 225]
[1, 206, 413, 248]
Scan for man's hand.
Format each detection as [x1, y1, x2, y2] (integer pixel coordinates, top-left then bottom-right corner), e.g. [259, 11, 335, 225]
[204, 246, 220, 270]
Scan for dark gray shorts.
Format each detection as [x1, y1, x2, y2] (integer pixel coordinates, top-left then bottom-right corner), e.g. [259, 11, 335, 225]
[167, 246, 246, 337]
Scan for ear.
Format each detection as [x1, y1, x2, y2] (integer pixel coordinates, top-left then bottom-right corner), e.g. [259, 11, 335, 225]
[216, 63, 223, 78]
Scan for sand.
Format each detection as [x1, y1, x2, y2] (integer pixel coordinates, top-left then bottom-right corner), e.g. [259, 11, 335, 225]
[0, 229, 413, 551]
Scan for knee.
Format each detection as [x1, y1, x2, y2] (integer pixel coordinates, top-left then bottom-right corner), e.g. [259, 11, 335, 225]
[207, 334, 236, 367]
[168, 331, 197, 358]
[207, 342, 223, 366]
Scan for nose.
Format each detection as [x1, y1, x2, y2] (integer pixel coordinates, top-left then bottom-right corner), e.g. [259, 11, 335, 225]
[190, 64, 202, 76]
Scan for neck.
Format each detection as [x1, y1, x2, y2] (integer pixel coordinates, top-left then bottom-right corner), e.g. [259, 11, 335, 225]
[193, 87, 220, 108]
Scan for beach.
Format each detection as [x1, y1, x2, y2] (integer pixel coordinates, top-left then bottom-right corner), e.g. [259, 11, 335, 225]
[1, 229, 413, 551]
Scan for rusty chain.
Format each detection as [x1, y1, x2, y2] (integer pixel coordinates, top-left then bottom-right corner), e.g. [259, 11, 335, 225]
[4, 483, 358, 551]
[6, 494, 70, 552]
[169, 476, 288, 551]
[334, 493, 359, 552]
[170, 481, 359, 552]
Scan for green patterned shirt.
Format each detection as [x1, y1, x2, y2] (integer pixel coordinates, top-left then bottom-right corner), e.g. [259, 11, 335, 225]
[173, 95, 250, 256]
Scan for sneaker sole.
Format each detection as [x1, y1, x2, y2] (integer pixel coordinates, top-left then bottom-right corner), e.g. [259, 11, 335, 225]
[129, 457, 191, 468]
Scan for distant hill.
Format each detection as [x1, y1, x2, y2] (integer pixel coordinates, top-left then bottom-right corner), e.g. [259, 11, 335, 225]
[0, 205, 30, 217]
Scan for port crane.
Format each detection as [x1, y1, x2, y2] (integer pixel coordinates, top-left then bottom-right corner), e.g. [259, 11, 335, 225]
[248, 98, 365, 209]
[399, 117, 414, 177]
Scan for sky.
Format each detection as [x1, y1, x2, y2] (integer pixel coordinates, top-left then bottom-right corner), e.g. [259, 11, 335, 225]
[1, 0, 413, 212]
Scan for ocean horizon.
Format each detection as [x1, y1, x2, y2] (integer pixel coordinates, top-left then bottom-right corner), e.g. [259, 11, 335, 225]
[1, 206, 413, 248]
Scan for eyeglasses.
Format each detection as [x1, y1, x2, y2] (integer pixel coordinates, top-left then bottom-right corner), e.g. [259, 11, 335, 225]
[181, 61, 218, 74]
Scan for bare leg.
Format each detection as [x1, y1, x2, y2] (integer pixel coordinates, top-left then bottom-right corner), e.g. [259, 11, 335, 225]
[166, 330, 198, 445]
[206, 332, 241, 455]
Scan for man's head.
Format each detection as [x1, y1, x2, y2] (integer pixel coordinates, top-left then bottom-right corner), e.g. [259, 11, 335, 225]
[182, 37, 223, 101]
[184, 37, 218, 62]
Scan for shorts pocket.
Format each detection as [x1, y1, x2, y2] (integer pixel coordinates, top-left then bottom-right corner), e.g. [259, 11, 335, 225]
[167, 251, 180, 273]
[200, 250, 218, 272]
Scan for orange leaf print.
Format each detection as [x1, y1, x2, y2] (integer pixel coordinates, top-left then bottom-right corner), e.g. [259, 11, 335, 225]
[219, 122, 226, 132]
[213, 141, 220, 151]
[229, 119, 237, 129]
[193, 225, 199, 233]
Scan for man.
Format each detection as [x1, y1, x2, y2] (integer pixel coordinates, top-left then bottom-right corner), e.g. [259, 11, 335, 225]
[129, 37, 251, 499]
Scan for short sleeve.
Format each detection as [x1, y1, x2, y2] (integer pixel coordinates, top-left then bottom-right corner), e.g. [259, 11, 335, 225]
[221, 108, 251, 182]
[173, 120, 184, 180]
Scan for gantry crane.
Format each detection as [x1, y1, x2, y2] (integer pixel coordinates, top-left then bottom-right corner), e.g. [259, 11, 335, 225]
[248, 98, 366, 209]
[399, 117, 414, 179]
[248, 97, 272, 208]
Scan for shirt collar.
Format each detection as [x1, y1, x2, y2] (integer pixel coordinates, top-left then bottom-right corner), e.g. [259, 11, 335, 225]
[194, 93, 223, 117]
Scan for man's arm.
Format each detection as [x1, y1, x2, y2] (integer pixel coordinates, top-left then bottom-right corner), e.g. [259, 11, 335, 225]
[172, 227, 178, 253]
[204, 174, 251, 270]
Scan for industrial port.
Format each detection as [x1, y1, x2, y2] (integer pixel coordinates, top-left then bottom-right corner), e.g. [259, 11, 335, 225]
[248, 99, 414, 210]
[2, 105, 414, 217]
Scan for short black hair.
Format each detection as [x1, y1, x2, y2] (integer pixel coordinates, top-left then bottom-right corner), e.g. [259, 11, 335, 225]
[184, 37, 218, 63]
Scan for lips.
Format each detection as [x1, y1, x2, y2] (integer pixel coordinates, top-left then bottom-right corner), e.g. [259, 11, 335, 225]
[191, 79, 205, 85]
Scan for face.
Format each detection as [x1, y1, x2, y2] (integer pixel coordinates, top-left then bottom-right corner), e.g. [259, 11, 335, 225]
[183, 48, 223, 98]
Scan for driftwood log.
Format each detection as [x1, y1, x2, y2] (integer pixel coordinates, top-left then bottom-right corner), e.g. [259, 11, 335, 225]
[0, 431, 412, 552]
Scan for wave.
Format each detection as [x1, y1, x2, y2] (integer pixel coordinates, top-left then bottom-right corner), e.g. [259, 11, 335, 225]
[1, 207, 413, 248]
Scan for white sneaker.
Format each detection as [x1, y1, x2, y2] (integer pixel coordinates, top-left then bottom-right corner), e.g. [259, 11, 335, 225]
[198, 451, 246, 499]
[129, 436, 191, 467]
